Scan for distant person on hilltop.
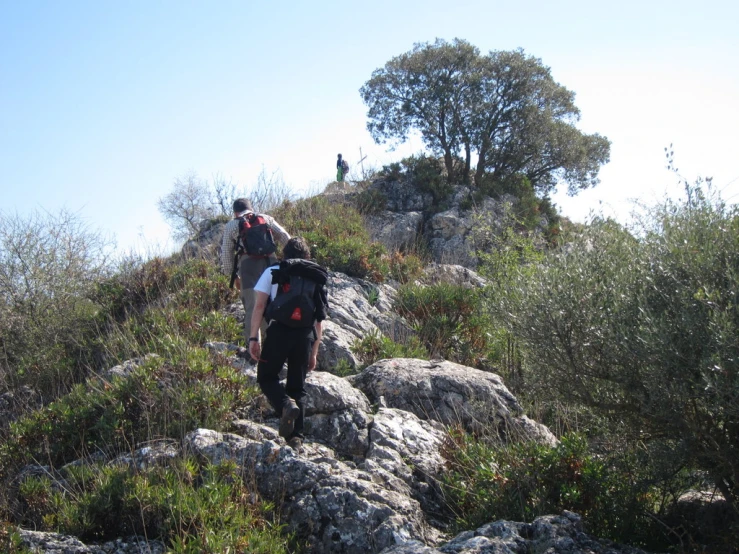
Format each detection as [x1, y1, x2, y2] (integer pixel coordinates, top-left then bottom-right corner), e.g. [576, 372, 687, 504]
[336, 153, 349, 182]
[221, 198, 291, 350]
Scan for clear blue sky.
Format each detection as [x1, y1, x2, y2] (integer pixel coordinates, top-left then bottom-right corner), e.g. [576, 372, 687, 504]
[2, 0, 737, 256]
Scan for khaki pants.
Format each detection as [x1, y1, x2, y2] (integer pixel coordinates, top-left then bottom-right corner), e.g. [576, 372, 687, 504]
[241, 287, 268, 342]
[239, 255, 276, 341]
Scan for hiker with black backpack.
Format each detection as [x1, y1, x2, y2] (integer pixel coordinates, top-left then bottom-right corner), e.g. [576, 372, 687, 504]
[221, 198, 291, 346]
[248, 237, 329, 452]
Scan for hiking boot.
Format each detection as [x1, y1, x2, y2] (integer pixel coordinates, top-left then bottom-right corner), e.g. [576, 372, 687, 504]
[287, 436, 303, 452]
[279, 399, 300, 439]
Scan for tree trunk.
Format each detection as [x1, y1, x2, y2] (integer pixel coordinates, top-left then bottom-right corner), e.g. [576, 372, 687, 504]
[474, 151, 487, 186]
[463, 143, 471, 185]
[474, 137, 490, 186]
[444, 148, 455, 183]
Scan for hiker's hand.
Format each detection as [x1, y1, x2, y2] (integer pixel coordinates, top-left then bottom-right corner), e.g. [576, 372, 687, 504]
[234, 277, 241, 290]
[249, 340, 261, 362]
[308, 354, 317, 372]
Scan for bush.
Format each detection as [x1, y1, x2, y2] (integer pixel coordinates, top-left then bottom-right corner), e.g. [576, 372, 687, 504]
[402, 154, 451, 204]
[0, 209, 113, 399]
[441, 432, 666, 549]
[0, 351, 256, 480]
[498, 185, 739, 508]
[379, 161, 403, 182]
[394, 283, 492, 367]
[0, 523, 27, 553]
[352, 329, 428, 369]
[353, 188, 387, 216]
[272, 196, 389, 281]
[14, 458, 290, 552]
[474, 173, 562, 238]
[387, 250, 425, 284]
[92, 256, 173, 322]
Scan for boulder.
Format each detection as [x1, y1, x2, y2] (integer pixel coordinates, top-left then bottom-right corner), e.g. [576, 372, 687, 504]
[419, 263, 487, 289]
[304, 371, 373, 459]
[425, 209, 477, 267]
[349, 359, 557, 445]
[181, 218, 226, 260]
[379, 511, 647, 553]
[102, 354, 160, 380]
[366, 210, 425, 251]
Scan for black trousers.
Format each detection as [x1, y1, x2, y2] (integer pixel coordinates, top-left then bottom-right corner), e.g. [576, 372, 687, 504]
[256, 322, 314, 439]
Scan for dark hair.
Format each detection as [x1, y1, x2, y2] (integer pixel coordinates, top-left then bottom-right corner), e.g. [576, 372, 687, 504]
[233, 198, 252, 213]
[337, 153, 342, 158]
[283, 237, 311, 260]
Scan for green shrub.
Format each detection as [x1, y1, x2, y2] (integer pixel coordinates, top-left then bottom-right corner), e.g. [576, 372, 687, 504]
[0, 351, 256, 479]
[387, 250, 425, 284]
[93, 256, 173, 322]
[15, 459, 290, 552]
[379, 155, 452, 204]
[498, 185, 739, 509]
[442, 432, 665, 549]
[93, 256, 240, 365]
[394, 283, 491, 366]
[354, 188, 387, 216]
[272, 196, 389, 281]
[379, 161, 403, 182]
[0, 209, 114, 398]
[402, 154, 451, 204]
[0, 522, 28, 553]
[475, 173, 562, 238]
[352, 329, 429, 369]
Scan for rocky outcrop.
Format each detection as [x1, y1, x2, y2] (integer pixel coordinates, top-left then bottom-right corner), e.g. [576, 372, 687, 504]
[425, 208, 478, 267]
[18, 530, 166, 554]
[366, 211, 425, 252]
[186, 428, 442, 554]
[369, 178, 436, 213]
[362, 178, 549, 269]
[180, 218, 227, 260]
[18, 511, 646, 554]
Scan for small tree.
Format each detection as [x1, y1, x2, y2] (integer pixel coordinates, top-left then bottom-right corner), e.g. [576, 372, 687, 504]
[158, 169, 293, 242]
[0, 209, 113, 396]
[249, 166, 294, 213]
[157, 171, 224, 242]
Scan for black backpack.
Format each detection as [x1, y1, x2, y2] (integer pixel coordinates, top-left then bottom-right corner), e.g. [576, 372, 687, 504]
[236, 213, 276, 257]
[264, 259, 327, 328]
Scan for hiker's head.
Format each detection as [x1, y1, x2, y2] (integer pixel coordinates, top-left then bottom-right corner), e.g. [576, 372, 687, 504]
[337, 153, 342, 159]
[232, 198, 252, 214]
[283, 237, 311, 260]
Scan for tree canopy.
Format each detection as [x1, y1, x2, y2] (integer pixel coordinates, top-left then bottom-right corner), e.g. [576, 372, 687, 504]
[360, 39, 610, 194]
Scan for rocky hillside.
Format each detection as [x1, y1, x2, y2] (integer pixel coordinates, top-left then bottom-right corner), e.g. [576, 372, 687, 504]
[13, 265, 647, 554]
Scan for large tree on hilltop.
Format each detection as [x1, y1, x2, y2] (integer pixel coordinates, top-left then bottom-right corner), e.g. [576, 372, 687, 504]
[361, 39, 610, 194]
[361, 38, 478, 184]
